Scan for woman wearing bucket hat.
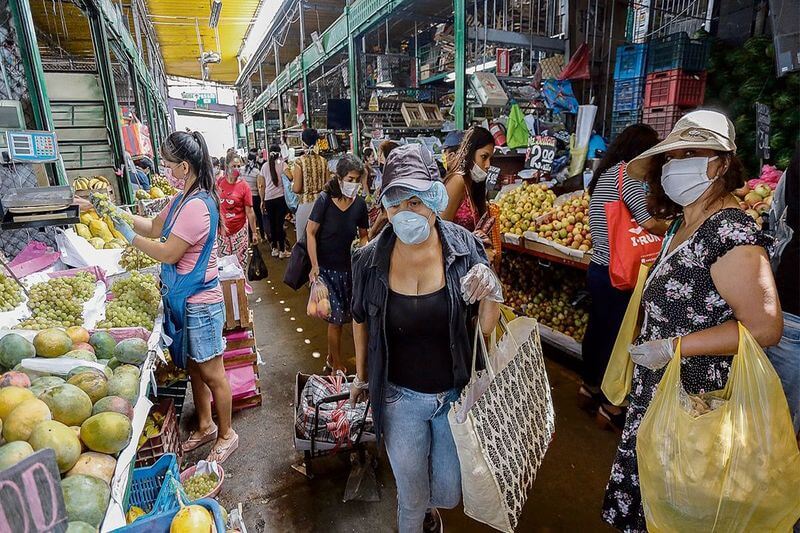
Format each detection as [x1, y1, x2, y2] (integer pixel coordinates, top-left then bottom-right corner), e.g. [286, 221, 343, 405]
[349, 143, 502, 533]
[601, 110, 784, 531]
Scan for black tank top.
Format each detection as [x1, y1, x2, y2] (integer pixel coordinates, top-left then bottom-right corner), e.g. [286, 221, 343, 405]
[386, 286, 454, 393]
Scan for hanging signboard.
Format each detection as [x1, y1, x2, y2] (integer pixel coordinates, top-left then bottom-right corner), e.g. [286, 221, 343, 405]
[0, 449, 67, 532]
[755, 102, 771, 159]
[526, 135, 557, 173]
[496, 49, 511, 77]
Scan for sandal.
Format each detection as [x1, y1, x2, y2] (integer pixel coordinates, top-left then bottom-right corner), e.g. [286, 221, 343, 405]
[596, 405, 627, 433]
[207, 431, 239, 464]
[182, 424, 218, 453]
[322, 356, 347, 375]
[577, 385, 604, 413]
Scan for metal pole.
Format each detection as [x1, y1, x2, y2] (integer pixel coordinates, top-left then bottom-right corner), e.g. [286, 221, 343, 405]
[143, 86, 160, 167]
[274, 40, 285, 131]
[346, 4, 360, 154]
[8, 0, 66, 185]
[455, 0, 467, 129]
[299, 0, 310, 126]
[88, 10, 133, 204]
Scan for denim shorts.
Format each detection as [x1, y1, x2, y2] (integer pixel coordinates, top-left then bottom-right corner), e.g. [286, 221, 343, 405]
[186, 301, 226, 363]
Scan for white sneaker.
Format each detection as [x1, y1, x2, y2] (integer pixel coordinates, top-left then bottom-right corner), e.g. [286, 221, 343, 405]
[279, 251, 291, 259]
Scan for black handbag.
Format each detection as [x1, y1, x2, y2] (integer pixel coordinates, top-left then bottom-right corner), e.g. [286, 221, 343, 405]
[283, 241, 311, 290]
[248, 244, 268, 281]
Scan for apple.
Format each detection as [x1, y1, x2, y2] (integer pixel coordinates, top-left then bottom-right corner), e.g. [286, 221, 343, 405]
[734, 184, 751, 198]
[754, 202, 770, 215]
[754, 183, 772, 198]
[744, 192, 763, 208]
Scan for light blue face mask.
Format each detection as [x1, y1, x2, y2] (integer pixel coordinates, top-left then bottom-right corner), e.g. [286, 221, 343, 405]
[391, 210, 432, 245]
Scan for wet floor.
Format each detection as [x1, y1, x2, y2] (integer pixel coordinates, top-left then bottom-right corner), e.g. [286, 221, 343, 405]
[181, 243, 619, 532]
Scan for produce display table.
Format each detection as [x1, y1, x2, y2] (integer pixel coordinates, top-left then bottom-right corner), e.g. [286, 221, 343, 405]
[502, 240, 590, 271]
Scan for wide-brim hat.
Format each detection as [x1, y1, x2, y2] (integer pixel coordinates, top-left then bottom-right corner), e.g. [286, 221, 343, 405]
[627, 110, 737, 180]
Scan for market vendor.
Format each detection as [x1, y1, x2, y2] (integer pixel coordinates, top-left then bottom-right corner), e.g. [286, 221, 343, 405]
[217, 155, 261, 269]
[102, 130, 238, 464]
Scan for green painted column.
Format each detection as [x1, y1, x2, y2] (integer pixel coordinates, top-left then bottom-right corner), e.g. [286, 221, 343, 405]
[8, 0, 67, 185]
[142, 86, 160, 167]
[454, 0, 466, 129]
[88, 11, 133, 204]
[346, 5, 359, 154]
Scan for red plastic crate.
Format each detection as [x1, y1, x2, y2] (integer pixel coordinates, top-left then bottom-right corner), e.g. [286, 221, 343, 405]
[643, 105, 692, 139]
[644, 69, 706, 108]
[136, 398, 183, 468]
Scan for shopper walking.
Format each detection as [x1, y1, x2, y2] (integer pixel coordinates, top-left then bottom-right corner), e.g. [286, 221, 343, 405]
[442, 126, 494, 231]
[441, 130, 463, 173]
[105, 130, 237, 463]
[350, 144, 502, 533]
[306, 154, 369, 374]
[259, 145, 290, 258]
[581, 124, 665, 430]
[217, 155, 261, 269]
[243, 148, 265, 240]
[601, 110, 783, 531]
[292, 128, 329, 241]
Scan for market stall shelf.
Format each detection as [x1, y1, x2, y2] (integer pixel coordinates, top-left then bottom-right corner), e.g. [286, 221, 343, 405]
[502, 238, 590, 271]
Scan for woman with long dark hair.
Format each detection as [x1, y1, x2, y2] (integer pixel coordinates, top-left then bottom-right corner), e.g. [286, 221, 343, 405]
[259, 145, 290, 258]
[442, 126, 495, 230]
[306, 154, 369, 373]
[581, 124, 666, 431]
[217, 155, 261, 269]
[104, 130, 238, 463]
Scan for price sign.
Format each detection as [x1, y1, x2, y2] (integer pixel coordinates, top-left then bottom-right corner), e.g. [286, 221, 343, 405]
[0, 449, 67, 532]
[755, 102, 771, 160]
[526, 135, 557, 173]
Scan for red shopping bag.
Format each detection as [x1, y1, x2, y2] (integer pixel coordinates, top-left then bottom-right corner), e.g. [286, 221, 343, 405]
[605, 164, 662, 290]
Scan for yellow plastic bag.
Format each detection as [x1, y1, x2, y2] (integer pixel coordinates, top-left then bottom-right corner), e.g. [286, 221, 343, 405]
[637, 323, 800, 532]
[601, 263, 649, 406]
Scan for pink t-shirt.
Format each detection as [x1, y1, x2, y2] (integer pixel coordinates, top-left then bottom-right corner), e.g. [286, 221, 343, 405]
[158, 197, 223, 304]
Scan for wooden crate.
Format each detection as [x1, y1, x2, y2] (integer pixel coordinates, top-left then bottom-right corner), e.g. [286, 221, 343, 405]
[221, 278, 252, 330]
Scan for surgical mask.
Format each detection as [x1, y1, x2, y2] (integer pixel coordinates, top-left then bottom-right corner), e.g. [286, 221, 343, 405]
[341, 181, 360, 199]
[661, 156, 719, 206]
[391, 210, 432, 245]
[470, 164, 488, 183]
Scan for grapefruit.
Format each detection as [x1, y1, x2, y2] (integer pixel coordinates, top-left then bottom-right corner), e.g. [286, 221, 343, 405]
[3, 398, 51, 442]
[39, 384, 93, 427]
[80, 412, 132, 454]
[33, 328, 73, 358]
[28, 420, 82, 473]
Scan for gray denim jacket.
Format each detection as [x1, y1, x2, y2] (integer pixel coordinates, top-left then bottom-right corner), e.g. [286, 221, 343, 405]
[351, 219, 489, 439]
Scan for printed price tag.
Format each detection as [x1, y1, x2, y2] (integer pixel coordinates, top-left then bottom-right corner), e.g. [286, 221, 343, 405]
[486, 166, 501, 189]
[755, 102, 771, 159]
[526, 135, 557, 173]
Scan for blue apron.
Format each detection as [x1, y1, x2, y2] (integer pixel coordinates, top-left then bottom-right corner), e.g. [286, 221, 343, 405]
[160, 191, 220, 369]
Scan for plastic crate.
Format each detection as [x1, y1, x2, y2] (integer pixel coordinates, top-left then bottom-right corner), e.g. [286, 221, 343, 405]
[643, 105, 691, 139]
[612, 77, 645, 111]
[127, 454, 180, 518]
[113, 497, 225, 532]
[644, 69, 706, 108]
[614, 43, 648, 80]
[647, 32, 710, 73]
[149, 377, 189, 423]
[610, 109, 643, 140]
[136, 398, 182, 468]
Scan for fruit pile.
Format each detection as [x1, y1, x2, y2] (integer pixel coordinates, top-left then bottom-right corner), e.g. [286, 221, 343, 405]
[150, 174, 178, 196]
[182, 472, 220, 501]
[97, 272, 160, 329]
[536, 192, 593, 252]
[734, 181, 773, 226]
[90, 192, 134, 226]
[17, 273, 96, 329]
[75, 210, 126, 250]
[137, 409, 166, 449]
[135, 187, 167, 200]
[119, 244, 159, 270]
[73, 175, 111, 191]
[495, 182, 558, 235]
[500, 250, 589, 341]
[155, 356, 187, 387]
[0, 329, 150, 530]
[0, 273, 23, 312]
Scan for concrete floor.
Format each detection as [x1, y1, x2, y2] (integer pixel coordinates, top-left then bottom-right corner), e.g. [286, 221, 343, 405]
[181, 246, 619, 532]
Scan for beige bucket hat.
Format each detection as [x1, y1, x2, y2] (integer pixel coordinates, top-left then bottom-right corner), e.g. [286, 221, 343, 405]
[627, 109, 737, 180]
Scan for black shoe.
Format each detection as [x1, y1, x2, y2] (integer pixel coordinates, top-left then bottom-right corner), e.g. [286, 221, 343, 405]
[596, 404, 627, 433]
[423, 508, 443, 533]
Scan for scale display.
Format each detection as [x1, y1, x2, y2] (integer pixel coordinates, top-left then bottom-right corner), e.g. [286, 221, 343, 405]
[5, 130, 59, 163]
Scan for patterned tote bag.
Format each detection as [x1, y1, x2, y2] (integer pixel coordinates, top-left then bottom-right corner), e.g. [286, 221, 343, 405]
[448, 316, 555, 532]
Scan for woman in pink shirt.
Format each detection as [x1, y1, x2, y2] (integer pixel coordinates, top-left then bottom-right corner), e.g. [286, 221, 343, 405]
[217, 155, 261, 268]
[106, 131, 238, 463]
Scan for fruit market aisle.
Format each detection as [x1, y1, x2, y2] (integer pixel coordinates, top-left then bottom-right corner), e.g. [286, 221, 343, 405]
[179, 244, 619, 532]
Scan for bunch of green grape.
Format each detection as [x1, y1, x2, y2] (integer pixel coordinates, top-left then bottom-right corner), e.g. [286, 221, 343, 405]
[0, 274, 24, 312]
[90, 191, 134, 225]
[182, 473, 218, 500]
[120, 245, 158, 270]
[97, 272, 160, 328]
[17, 272, 96, 329]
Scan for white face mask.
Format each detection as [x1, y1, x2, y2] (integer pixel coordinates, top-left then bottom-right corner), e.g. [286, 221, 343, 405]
[661, 156, 719, 206]
[470, 164, 488, 183]
[341, 181, 360, 198]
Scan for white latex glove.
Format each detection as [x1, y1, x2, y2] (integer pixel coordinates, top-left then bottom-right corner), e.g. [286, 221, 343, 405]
[629, 338, 677, 370]
[460, 263, 504, 305]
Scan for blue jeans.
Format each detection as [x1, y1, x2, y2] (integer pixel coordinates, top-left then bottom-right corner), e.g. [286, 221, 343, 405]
[382, 383, 462, 533]
[185, 301, 226, 363]
[766, 311, 800, 435]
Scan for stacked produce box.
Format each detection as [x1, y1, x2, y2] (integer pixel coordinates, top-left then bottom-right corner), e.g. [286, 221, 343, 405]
[611, 43, 648, 139]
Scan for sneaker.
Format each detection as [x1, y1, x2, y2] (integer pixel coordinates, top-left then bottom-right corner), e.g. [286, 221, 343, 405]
[423, 508, 443, 533]
[279, 251, 292, 259]
[271, 248, 279, 257]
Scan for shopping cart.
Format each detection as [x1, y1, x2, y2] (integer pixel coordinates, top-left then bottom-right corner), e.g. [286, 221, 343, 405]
[292, 372, 375, 478]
